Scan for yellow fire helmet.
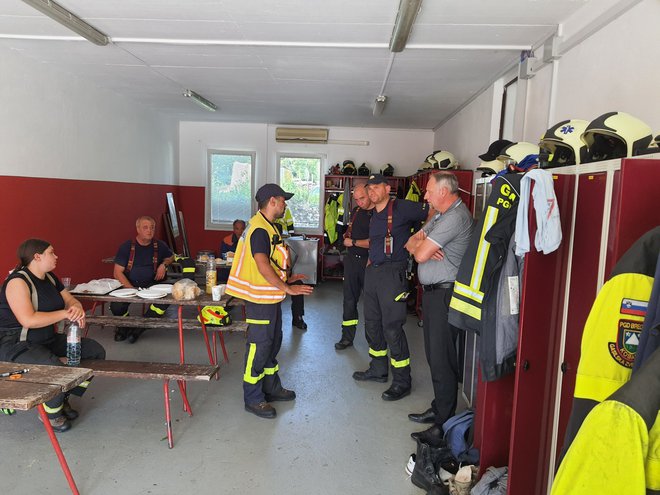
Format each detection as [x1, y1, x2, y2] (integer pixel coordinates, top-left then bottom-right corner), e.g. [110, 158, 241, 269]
[540, 119, 590, 166]
[198, 306, 231, 326]
[497, 142, 540, 165]
[432, 150, 458, 169]
[581, 111, 653, 163]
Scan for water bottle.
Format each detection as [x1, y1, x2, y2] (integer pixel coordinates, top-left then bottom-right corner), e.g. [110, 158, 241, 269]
[205, 254, 217, 295]
[66, 322, 81, 367]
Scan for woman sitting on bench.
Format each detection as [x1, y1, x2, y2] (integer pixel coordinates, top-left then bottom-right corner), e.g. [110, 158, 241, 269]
[0, 238, 106, 432]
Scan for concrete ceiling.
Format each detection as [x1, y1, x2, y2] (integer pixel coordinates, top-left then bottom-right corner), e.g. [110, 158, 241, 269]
[0, 0, 590, 129]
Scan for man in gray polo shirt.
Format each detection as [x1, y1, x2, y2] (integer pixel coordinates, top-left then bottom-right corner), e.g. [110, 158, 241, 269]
[405, 171, 474, 446]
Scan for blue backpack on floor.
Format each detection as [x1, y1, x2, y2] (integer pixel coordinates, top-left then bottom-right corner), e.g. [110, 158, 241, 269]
[442, 409, 480, 464]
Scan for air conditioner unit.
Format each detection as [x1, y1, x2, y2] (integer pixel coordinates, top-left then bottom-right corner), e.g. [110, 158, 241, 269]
[275, 127, 328, 144]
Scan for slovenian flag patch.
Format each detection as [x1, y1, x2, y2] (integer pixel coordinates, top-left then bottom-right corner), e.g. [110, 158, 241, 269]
[620, 298, 648, 317]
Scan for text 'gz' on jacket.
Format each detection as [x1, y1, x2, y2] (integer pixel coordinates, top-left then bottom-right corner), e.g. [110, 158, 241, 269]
[449, 174, 522, 334]
[226, 212, 289, 304]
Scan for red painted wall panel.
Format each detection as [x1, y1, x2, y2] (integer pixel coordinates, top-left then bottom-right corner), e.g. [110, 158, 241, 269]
[0, 176, 230, 287]
[177, 185, 227, 256]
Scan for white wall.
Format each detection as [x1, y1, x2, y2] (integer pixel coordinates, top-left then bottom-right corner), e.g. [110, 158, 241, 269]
[548, 0, 660, 130]
[0, 46, 178, 184]
[432, 86, 499, 170]
[179, 122, 434, 186]
[435, 0, 660, 167]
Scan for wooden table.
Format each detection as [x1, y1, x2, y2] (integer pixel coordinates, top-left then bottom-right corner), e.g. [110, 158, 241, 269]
[0, 362, 93, 495]
[76, 292, 240, 366]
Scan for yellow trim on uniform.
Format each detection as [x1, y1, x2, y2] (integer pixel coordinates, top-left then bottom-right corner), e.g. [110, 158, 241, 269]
[391, 357, 410, 368]
[78, 380, 90, 389]
[454, 281, 484, 303]
[182, 267, 195, 273]
[449, 297, 481, 321]
[43, 403, 63, 414]
[470, 205, 498, 291]
[263, 364, 279, 376]
[226, 211, 289, 304]
[243, 343, 265, 384]
[394, 291, 410, 302]
[369, 348, 388, 358]
[342, 319, 359, 327]
[246, 318, 270, 325]
[150, 304, 165, 315]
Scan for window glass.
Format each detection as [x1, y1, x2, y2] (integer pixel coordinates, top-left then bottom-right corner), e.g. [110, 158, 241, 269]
[278, 155, 323, 232]
[206, 150, 254, 229]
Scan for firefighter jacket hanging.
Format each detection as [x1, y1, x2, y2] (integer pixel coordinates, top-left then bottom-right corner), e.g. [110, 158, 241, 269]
[324, 194, 340, 245]
[560, 226, 660, 492]
[552, 346, 660, 495]
[226, 212, 289, 304]
[405, 181, 421, 202]
[448, 173, 522, 334]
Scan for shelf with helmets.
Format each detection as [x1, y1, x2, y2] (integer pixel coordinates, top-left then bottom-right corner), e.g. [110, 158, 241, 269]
[321, 164, 408, 281]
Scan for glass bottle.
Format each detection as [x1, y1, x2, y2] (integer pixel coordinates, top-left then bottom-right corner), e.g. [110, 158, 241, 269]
[66, 322, 81, 367]
[205, 254, 217, 295]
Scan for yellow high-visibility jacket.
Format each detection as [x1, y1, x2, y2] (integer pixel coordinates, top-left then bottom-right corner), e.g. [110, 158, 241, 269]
[226, 211, 289, 304]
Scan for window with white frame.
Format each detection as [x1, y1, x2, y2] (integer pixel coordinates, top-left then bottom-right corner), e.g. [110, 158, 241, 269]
[206, 150, 254, 229]
[278, 154, 324, 233]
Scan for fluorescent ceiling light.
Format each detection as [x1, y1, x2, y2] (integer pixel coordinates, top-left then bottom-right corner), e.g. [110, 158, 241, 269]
[183, 90, 217, 112]
[22, 0, 109, 46]
[373, 95, 387, 117]
[389, 0, 423, 53]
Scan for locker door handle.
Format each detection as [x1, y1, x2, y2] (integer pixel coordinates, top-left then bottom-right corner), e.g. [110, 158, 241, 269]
[522, 360, 530, 371]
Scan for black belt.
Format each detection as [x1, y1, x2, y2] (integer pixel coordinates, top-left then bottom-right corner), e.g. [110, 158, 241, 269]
[422, 282, 454, 291]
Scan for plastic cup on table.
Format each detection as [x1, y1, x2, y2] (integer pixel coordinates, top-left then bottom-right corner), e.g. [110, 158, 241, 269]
[61, 277, 71, 289]
[211, 284, 226, 302]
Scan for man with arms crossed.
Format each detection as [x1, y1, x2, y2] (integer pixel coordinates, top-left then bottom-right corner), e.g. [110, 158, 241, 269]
[405, 172, 473, 445]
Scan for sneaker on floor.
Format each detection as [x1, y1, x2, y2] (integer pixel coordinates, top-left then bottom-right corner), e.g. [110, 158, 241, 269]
[405, 453, 416, 477]
[39, 414, 72, 433]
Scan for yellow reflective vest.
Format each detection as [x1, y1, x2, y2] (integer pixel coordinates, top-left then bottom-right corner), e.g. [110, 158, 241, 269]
[226, 211, 289, 304]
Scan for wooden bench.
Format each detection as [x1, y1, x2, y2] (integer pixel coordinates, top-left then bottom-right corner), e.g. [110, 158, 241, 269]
[85, 316, 248, 365]
[81, 359, 219, 449]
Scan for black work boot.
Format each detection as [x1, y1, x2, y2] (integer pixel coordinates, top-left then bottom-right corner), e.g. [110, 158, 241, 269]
[410, 439, 453, 492]
[352, 369, 388, 383]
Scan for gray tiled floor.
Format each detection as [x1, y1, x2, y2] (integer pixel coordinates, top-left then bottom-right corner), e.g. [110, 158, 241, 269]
[1, 281, 443, 495]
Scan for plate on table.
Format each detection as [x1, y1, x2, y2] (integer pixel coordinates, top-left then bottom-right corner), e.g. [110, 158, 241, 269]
[110, 288, 138, 298]
[149, 284, 173, 294]
[136, 289, 168, 299]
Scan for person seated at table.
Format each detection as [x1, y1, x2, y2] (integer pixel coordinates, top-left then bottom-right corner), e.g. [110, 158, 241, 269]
[218, 219, 245, 283]
[111, 215, 174, 343]
[0, 239, 106, 432]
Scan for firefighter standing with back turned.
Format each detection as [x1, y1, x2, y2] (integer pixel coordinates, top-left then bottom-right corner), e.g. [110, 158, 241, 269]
[353, 174, 432, 401]
[335, 183, 374, 350]
[225, 184, 313, 419]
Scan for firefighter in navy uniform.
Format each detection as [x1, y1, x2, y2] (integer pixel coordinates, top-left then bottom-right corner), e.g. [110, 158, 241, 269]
[226, 184, 313, 419]
[335, 183, 374, 350]
[353, 174, 431, 401]
[111, 215, 174, 343]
